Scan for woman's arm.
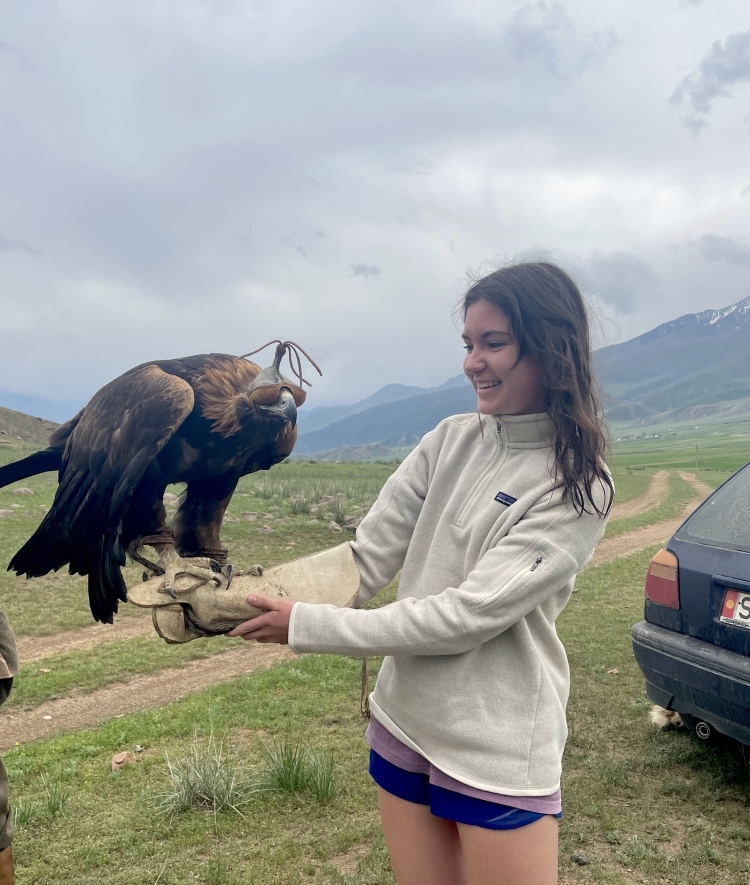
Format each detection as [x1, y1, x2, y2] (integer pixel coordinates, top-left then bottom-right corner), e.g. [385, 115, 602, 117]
[284, 484, 609, 656]
[346, 438, 431, 607]
[227, 440, 431, 644]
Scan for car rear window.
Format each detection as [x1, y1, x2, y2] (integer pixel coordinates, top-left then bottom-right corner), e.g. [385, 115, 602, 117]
[676, 463, 750, 553]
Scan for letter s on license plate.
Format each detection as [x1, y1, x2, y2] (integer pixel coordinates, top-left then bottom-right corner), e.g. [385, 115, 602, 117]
[720, 589, 750, 630]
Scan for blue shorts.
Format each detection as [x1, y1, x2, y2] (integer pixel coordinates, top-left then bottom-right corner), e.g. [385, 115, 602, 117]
[369, 750, 561, 831]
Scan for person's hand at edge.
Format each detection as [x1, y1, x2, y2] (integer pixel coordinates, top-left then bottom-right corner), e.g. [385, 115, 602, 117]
[226, 596, 294, 644]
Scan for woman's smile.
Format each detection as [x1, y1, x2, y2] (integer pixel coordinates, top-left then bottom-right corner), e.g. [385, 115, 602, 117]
[462, 299, 546, 416]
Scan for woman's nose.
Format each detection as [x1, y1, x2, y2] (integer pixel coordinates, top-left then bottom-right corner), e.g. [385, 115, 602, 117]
[463, 349, 485, 375]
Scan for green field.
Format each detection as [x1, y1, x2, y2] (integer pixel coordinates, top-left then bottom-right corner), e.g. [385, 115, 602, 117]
[610, 419, 750, 474]
[1, 420, 750, 883]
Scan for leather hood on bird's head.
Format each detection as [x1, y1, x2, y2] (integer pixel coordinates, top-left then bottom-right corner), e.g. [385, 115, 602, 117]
[195, 352, 307, 437]
[245, 366, 307, 409]
[247, 383, 306, 408]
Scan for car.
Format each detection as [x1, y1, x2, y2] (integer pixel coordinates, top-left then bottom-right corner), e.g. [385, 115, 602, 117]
[631, 461, 750, 745]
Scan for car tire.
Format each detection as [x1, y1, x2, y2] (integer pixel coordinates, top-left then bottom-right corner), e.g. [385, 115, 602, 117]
[681, 714, 719, 744]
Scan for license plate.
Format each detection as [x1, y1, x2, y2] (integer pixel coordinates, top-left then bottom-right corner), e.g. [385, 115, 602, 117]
[719, 589, 750, 630]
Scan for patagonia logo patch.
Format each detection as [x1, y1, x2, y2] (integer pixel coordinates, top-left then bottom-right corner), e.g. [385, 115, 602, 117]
[494, 491, 517, 507]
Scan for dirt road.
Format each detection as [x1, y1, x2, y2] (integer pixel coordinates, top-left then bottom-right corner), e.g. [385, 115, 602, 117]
[0, 643, 293, 751]
[590, 471, 712, 567]
[17, 614, 152, 664]
[610, 470, 669, 520]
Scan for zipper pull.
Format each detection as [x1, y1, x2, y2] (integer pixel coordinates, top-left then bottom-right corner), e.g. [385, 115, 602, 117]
[530, 556, 543, 572]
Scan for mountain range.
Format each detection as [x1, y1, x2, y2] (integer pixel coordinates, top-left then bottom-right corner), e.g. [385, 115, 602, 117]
[595, 294, 750, 425]
[2, 295, 749, 460]
[295, 294, 750, 457]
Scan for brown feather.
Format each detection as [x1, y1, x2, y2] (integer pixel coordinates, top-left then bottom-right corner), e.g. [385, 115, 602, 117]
[195, 358, 260, 436]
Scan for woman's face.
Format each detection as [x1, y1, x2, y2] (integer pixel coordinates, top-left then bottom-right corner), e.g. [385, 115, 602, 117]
[462, 299, 547, 416]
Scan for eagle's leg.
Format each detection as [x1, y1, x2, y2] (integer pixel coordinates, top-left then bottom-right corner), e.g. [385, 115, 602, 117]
[172, 474, 242, 570]
[127, 531, 222, 596]
[123, 474, 223, 596]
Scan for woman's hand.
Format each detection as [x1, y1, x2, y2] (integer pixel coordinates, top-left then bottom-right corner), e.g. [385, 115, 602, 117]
[226, 596, 294, 644]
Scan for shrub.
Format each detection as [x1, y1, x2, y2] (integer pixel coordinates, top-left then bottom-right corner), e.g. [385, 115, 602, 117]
[260, 737, 337, 802]
[155, 731, 258, 818]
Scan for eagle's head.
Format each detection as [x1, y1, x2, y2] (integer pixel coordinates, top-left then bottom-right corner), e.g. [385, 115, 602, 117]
[245, 343, 306, 429]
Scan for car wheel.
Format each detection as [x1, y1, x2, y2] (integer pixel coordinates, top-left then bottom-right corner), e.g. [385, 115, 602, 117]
[681, 714, 718, 744]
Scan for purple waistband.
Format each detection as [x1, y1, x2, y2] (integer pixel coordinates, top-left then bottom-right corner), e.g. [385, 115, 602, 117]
[366, 716, 562, 815]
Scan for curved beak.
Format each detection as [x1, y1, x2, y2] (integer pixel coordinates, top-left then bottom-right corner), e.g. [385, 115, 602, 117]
[259, 387, 297, 427]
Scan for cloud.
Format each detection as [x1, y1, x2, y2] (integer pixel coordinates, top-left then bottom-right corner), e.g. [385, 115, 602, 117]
[0, 2, 748, 410]
[501, 1, 620, 80]
[583, 252, 661, 315]
[350, 263, 380, 281]
[0, 237, 42, 257]
[699, 234, 750, 267]
[670, 29, 750, 129]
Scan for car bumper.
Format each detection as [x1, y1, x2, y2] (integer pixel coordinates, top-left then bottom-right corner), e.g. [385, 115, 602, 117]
[632, 620, 750, 745]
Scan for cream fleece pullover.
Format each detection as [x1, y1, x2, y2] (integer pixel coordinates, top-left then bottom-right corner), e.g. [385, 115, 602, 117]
[288, 412, 610, 796]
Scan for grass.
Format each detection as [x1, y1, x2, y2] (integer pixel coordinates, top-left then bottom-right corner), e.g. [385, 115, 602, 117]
[3, 422, 750, 881]
[260, 737, 337, 802]
[609, 419, 750, 474]
[0, 451, 394, 636]
[7, 655, 389, 884]
[559, 546, 750, 881]
[603, 472, 701, 539]
[12, 776, 70, 828]
[156, 730, 258, 818]
[8, 635, 245, 711]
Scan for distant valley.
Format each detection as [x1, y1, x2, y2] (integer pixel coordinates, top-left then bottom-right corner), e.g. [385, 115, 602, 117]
[2, 295, 749, 461]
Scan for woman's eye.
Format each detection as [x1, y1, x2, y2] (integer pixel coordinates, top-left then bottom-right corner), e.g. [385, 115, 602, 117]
[488, 342, 505, 349]
[463, 344, 473, 352]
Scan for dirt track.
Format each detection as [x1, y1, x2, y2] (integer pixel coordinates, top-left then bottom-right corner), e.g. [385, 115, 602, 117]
[0, 643, 294, 751]
[589, 471, 712, 567]
[610, 470, 669, 520]
[17, 614, 153, 664]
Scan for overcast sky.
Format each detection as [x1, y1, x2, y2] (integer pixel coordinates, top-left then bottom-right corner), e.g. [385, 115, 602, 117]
[1, 0, 749, 418]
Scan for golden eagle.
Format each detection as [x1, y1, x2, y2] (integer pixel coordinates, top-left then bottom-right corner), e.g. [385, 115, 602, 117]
[0, 342, 319, 624]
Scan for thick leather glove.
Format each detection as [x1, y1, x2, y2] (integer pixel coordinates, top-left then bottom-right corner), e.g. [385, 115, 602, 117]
[127, 543, 360, 643]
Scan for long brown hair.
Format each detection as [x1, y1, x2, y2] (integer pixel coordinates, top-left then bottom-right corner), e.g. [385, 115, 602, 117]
[461, 262, 613, 517]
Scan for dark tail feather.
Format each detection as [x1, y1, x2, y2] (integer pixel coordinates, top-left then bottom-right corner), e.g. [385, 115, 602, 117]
[87, 534, 127, 624]
[9, 509, 74, 579]
[0, 449, 62, 489]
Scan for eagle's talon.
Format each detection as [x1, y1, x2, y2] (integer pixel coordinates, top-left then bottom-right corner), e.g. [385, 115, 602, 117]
[153, 549, 224, 597]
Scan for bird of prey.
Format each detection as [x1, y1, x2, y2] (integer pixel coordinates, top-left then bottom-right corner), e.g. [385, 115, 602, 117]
[0, 341, 319, 624]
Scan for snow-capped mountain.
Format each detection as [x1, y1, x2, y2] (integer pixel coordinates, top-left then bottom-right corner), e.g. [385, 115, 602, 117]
[595, 294, 750, 424]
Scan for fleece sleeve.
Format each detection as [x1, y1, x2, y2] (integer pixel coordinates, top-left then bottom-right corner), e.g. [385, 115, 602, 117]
[288, 489, 608, 657]
[347, 439, 431, 607]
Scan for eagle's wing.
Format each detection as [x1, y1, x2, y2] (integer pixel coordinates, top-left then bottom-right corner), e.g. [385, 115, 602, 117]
[65, 365, 195, 522]
[10, 365, 194, 623]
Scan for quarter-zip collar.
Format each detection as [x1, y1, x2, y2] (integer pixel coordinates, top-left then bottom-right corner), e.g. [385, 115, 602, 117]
[490, 412, 554, 450]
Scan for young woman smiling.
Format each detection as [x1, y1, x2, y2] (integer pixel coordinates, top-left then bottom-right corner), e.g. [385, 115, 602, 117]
[229, 262, 614, 885]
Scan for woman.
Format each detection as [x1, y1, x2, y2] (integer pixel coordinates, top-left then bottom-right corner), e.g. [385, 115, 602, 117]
[229, 262, 614, 885]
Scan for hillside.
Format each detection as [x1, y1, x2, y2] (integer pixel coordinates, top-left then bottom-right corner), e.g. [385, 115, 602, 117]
[298, 375, 467, 434]
[0, 405, 59, 449]
[293, 384, 477, 455]
[596, 294, 750, 425]
[3, 294, 749, 460]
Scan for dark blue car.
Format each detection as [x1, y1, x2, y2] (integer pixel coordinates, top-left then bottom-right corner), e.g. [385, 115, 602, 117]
[632, 461, 750, 745]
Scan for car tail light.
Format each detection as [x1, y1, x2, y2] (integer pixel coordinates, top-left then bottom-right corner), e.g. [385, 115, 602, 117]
[645, 549, 680, 609]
